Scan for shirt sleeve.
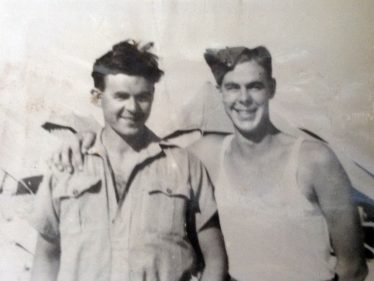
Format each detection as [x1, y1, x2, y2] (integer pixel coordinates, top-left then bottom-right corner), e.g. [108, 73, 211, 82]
[28, 171, 60, 241]
[188, 154, 218, 232]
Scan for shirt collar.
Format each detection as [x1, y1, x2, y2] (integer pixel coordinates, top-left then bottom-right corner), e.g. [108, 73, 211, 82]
[86, 127, 175, 164]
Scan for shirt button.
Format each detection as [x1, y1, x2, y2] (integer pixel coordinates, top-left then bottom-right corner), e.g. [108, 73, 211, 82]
[166, 188, 172, 194]
[72, 189, 79, 196]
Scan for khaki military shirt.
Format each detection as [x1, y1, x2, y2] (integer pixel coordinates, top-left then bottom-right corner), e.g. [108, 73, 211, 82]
[30, 129, 217, 281]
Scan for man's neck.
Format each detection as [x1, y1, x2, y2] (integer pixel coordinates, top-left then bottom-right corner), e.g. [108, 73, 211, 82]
[102, 126, 149, 157]
[232, 119, 279, 159]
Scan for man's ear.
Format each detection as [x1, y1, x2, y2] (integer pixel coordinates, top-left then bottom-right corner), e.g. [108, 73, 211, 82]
[215, 84, 223, 95]
[269, 78, 276, 99]
[90, 88, 103, 106]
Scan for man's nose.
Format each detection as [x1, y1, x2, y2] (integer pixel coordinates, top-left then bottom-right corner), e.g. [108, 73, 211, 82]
[124, 97, 138, 112]
[238, 88, 253, 104]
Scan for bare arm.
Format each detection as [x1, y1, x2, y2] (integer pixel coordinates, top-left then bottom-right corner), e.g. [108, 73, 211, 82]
[303, 142, 368, 281]
[187, 134, 226, 182]
[187, 144, 228, 280]
[197, 217, 228, 281]
[31, 234, 60, 281]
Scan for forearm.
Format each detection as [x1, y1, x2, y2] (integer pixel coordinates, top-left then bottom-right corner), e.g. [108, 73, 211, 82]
[46, 112, 101, 134]
[328, 210, 368, 281]
[200, 258, 227, 281]
[328, 215, 368, 281]
[335, 259, 368, 281]
[198, 226, 228, 281]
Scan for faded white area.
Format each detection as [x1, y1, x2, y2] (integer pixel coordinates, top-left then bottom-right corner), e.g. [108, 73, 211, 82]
[0, 0, 373, 176]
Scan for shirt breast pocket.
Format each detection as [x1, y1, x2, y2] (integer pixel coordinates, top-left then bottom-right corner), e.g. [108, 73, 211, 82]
[53, 175, 102, 236]
[58, 197, 81, 235]
[141, 184, 191, 236]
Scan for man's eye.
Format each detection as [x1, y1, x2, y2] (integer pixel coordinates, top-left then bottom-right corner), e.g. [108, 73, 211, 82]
[249, 83, 264, 90]
[137, 95, 151, 102]
[115, 93, 130, 100]
[225, 85, 240, 91]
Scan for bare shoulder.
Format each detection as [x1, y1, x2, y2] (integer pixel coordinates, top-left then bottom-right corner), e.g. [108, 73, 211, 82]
[299, 139, 339, 169]
[188, 133, 227, 158]
[298, 138, 349, 196]
[187, 133, 229, 179]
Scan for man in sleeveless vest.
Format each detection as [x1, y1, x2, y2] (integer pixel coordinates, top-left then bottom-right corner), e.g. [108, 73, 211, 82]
[189, 46, 367, 281]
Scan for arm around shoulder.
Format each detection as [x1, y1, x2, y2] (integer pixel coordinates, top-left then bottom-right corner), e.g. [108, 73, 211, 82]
[301, 141, 367, 281]
[187, 134, 226, 181]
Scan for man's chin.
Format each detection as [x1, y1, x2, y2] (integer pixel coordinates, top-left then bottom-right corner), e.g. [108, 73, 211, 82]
[120, 129, 140, 137]
[118, 125, 146, 138]
[233, 120, 259, 134]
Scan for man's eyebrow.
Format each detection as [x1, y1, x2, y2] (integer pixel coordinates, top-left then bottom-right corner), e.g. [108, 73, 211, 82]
[223, 82, 239, 87]
[138, 91, 153, 95]
[246, 81, 265, 87]
[114, 91, 130, 97]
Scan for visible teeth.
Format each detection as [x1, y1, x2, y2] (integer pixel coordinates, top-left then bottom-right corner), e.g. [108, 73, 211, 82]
[236, 109, 256, 113]
[234, 108, 256, 119]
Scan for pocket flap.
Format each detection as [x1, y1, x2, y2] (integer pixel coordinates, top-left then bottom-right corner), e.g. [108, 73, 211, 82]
[53, 173, 101, 199]
[148, 181, 190, 199]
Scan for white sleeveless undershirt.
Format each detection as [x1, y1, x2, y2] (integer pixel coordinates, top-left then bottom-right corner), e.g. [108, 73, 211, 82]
[215, 135, 336, 281]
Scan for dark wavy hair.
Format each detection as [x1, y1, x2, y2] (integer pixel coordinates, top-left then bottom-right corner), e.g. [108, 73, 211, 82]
[92, 40, 164, 91]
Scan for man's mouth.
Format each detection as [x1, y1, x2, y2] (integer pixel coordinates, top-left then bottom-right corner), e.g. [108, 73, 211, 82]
[233, 107, 257, 119]
[120, 115, 142, 123]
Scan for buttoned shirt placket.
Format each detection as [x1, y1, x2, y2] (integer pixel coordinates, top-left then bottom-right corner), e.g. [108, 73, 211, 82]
[93, 139, 164, 281]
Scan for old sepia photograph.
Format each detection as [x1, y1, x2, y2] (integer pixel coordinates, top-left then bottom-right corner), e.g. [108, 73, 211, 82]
[0, 1, 373, 280]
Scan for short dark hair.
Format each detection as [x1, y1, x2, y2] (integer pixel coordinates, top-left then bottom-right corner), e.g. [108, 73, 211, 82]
[92, 40, 164, 91]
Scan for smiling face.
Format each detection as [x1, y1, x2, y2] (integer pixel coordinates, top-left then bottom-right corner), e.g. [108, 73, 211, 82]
[220, 60, 276, 135]
[99, 73, 154, 138]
